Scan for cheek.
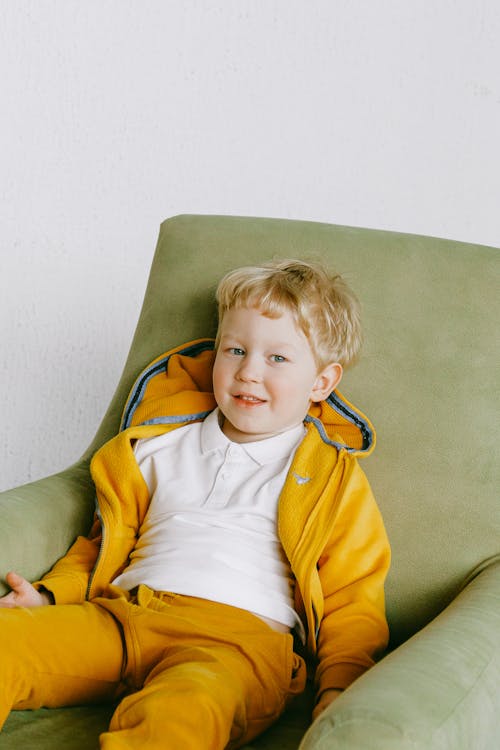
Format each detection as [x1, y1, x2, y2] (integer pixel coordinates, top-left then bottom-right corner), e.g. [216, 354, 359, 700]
[277, 373, 315, 405]
[212, 358, 227, 397]
[268, 374, 304, 403]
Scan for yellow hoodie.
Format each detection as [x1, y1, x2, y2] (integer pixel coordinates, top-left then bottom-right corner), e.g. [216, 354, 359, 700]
[39, 339, 390, 699]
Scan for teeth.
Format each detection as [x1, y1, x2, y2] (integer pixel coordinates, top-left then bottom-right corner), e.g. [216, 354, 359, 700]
[239, 395, 261, 402]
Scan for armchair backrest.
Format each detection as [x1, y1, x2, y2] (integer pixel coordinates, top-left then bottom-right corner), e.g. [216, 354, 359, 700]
[85, 214, 499, 646]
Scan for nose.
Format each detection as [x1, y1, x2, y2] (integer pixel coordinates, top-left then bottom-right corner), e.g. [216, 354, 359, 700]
[236, 354, 262, 383]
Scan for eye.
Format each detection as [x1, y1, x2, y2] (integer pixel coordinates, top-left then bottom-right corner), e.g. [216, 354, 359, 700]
[228, 347, 245, 356]
[270, 354, 287, 363]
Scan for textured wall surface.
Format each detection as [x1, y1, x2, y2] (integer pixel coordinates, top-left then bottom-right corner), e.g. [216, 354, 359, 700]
[1, 1, 499, 490]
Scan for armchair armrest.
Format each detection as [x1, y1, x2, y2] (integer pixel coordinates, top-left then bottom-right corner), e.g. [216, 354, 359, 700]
[0, 463, 95, 596]
[300, 560, 500, 750]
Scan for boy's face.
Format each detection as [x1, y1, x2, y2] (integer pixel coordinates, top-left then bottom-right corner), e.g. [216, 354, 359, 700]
[213, 306, 340, 443]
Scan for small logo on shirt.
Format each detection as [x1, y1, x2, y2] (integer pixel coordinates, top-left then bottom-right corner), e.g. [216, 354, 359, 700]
[293, 472, 311, 485]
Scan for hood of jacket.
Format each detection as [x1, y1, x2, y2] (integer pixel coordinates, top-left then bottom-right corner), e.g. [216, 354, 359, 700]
[120, 338, 375, 456]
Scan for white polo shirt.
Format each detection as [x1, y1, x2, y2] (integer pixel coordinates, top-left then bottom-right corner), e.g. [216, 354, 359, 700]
[113, 408, 305, 630]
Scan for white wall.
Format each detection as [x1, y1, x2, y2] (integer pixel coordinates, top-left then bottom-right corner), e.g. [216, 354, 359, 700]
[1, 1, 499, 491]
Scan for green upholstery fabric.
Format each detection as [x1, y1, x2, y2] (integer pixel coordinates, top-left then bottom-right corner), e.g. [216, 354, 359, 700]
[1, 215, 499, 748]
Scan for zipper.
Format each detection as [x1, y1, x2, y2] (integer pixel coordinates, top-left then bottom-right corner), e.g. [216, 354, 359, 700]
[294, 454, 353, 651]
[313, 603, 320, 640]
[86, 499, 106, 600]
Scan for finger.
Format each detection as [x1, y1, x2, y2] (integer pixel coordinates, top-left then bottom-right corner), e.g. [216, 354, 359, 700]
[5, 571, 28, 591]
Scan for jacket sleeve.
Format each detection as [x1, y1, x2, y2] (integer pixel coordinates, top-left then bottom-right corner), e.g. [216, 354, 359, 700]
[33, 514, 102, 604]
[315, 457, 391, 698]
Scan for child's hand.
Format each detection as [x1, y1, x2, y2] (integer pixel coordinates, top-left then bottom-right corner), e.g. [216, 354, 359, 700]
[312, 689, 343, 720]
[0, 572, 51, 608]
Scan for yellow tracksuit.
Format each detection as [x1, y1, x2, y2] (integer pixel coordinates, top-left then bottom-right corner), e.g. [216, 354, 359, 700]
[0, 340, 390, 748]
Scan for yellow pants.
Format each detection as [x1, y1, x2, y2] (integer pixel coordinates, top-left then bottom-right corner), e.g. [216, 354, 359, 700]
[0, 585, 307, 749]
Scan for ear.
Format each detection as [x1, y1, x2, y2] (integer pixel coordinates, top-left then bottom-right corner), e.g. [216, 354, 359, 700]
[310, 362, 343, 403]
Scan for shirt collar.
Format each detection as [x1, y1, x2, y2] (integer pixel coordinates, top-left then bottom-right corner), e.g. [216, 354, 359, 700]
[201, 408, 305, 465]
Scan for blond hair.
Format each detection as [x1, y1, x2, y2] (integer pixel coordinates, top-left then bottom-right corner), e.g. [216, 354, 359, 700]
[215, 259, 362, 368]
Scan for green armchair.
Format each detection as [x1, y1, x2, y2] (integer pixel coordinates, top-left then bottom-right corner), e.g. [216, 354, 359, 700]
[1, 215, 499, 749]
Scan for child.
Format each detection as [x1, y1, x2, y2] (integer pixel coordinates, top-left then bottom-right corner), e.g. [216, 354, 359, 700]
[0, 259, 390, 749]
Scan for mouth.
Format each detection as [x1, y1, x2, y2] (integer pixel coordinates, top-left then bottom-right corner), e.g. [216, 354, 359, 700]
[232, 393, 266, 405]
